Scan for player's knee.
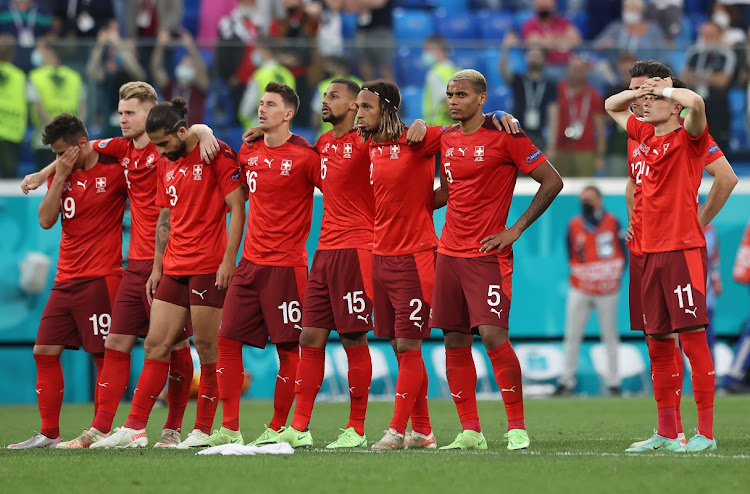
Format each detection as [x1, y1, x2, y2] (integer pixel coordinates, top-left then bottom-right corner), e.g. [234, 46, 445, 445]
[171, 338, 190, 351]
[299, 327, 329, 348]
[104, 333, 136, 353]
[340, 333, 368, 349]
[192, 335, 217, 358]
[143, 337, 172, 361]
[395, 338, 421, 354]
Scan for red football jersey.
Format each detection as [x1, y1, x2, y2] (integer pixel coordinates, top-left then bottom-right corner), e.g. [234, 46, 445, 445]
[156, 140, 242, 275]
[370, 125, 443, 256]
[626, 115, 708, 253]
[48, 155, 127, 282]
[626, 117, 724, 256]
[439, 122, 547, 258]
[239, 134, 320, 267]
[94, 137, 162, 261]
[316, 129, 374, 251]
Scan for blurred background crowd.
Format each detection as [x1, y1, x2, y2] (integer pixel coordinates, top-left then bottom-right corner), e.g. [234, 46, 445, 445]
[2, 0, 750, 179]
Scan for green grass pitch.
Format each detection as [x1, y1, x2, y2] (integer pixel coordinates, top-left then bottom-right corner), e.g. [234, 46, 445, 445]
[1, 397, 749, 493]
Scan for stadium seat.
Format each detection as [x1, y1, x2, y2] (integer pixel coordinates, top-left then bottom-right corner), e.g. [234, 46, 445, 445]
[688, 13, 707, 40]
[396, 0, 431, 7]
[399, 85, 424, 125]
[450, 48, 485, 73]
[485, 86, 512, 115]
[482, 49, 503, 88]
[393, 8, 435, 43]
[429, 0, 469, 12]
[394, 46, 428, 87]
[505, 46, 527, 75]
[665, 49, 686, 76]
[476, 10, 516, 41]
[514, 10, 535, 31]
[684, 0, 709, 16]
[433, 10, 474, 40]
[570, 12, 589, 39]
[674, 17, 694, 44]
[730, 88, 747, 117]
[341, 12, 358, 39]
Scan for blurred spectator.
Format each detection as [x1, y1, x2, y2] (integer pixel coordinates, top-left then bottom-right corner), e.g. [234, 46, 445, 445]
[722, 219, 750, 393]
[125, 0, 184, 74]
[585, 0, 623, 40]
[0, 34, 27, 178]
[647, 0, 683, 42]
[28, 39, 85, 168]
[604, 52, 638, 176]
[510, 0, 582, 81]
[682, 21, 735, 153]
[711, 2, 747, 47]
[51, 0, 117, 38]
[317, 0, 344, 58]
[151, 29, 209, 126]
[500, 41, 556, 147]
[0, 0, 54, 72]
[85, 23, 145, 137]
[547, 56, 607, 177]
[310, 55, 361, 133]
[703, 214, 723, 360]
[348, 0, 394, 82]
[593, 0, 665, 62]
[238, 38, 295, 129]
[555, 185, 626, 397]
[421, 36, 457, 127]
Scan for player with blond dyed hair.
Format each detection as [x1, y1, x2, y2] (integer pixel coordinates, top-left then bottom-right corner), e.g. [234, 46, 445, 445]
[20, 82, 220, 449]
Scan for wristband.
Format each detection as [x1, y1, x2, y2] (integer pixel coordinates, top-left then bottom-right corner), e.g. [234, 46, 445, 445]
[492, 110, 522, 129]
[661, 87, 675, 99]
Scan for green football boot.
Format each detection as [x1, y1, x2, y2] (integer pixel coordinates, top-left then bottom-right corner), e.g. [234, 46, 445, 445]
[439, 430, 488, 450]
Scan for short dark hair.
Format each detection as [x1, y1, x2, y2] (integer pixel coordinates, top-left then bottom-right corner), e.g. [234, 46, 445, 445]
[629, 60, 673, 79]
[330, 78, 361, 98]
[671, 77, 687, 89]
[582, 185, 602, 198]
[42, 113, 88, 146]
[265, 82, 300, 114]
[146, 97, 188, 134]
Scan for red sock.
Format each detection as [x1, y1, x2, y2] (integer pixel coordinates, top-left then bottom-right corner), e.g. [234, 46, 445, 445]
[345, 344, 371, 436]
[163, 347, 193, 432]
[194, 363, 218, 434]
[680, 331, 715, 439]
[93, 355, 104, 415]
[389, 350, 423, 435]
[34, 354, 64, 439]
[410, 358, 432, 436]
[217, 337, 244, 431]
[488, 342, 525, 431]
[290, 346, 325, 431]
[269, 345, 300, 431]
[648, 337, 679, 439]
[124, 359, 170, 430]
[674, 343, 685, 435]
[91, 348, 131, 433]
[446, 347, 480, 432]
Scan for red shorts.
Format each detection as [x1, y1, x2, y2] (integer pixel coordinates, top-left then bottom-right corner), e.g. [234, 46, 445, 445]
[430, 253, 513, 332]
[372, 250, 435, 340]
[36, 276, 121, 353]
[155, 273, 226, 309]
[302, 249, 374, 334]
[629, 252, 645, 332]
[642, 247, 709, 335]
[110, 259, 193, 339]
[220, 258, 307, 348]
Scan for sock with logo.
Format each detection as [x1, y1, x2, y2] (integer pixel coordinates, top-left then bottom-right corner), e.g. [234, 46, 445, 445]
[446, 347, 481, 433]
[92, 355, 104, 415]
[163, 346, 193, 432]
[290, 346, 325, 432]
[124, 359, 170, 430]
[674, 342, 685, 435]
[217, 337, 244, 431]
[269, 344, 300, 431]
[488, 342, 525, 431]
[193, 363, 218, 434]
[34, 354, 64, 439]
[91, 348, 131, 433]
[648, 337, 679, 439]
[410, 358, 432, 436]
[389, 350, 423, 435]
[345, 344, 372, 436]
[680, 331, 715, 439]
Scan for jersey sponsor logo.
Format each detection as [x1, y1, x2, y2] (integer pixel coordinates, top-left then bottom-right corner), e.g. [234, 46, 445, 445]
[98, 138, 112, 148]
[178, 167, 188, 176]
[264, 158, 274, 168]
[95, 177, 107, 193]
[343, 142, 353, 158]
[280, 159, 292, 176]
[525, 149, 542, 164]
[76, 179, 87, 190]
[685, 307, 698, 318]
[663, 143, 670, 153]
[389, 144, 400, 159]
[146, 154, 156, 168]
[457, 147, 468, 156]
[330, 143, 339, 153]
[708, 144, 719, 156]
[445, 147, 454, 158]
[247, 156, 259, 167]
[192, 164, 203, 180]
[474, 145, 485, 162]
[230, 169, 241, 182]
[166, 170, 175, 182]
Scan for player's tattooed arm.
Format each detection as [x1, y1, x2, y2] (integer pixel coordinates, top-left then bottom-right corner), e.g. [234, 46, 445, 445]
[147, 207, 171, 303]
[479, 161, 562, 253]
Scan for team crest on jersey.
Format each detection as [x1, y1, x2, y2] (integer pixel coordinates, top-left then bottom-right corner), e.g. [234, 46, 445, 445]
[389, 144, 400, 160]
[474, 146, 485, 162]
[146, 154, 156, 168]
[638, 142, 650, 156]
[166, 170, 175, 182]
[280, 159, 293, 176]
[63, 181, 72, 192]
[247, 156, 259, 167]
[95, 177, 107, 193]
[193, 164, 203, 180]
[322, 142, 330, 154]
[98, 138, 112, 149]
[343, 143, 353, 158]
[663, 144, 670, 153]
[444, 147, 454, 158]
[121, 157, 130, 168]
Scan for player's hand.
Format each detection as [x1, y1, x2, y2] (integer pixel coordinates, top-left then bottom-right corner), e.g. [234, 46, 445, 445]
[625, 223, 634, 242]
[641, 76, 672, 96]
[405, 119, 427, 144]
[215, 260, 236, 291]
[55, 147, 79, 178]
[493, 113, 521, 134]
[21, 171, 48, 194]
[480, 226, 521, 254]
[242, 127, 263, 145]
[197, 130, 219, 163]
[146, 270, 162, 305]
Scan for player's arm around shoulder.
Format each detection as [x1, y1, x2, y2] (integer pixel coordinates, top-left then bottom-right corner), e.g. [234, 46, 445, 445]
[604, 88, 642, 130]
[38, 147, 79, 229]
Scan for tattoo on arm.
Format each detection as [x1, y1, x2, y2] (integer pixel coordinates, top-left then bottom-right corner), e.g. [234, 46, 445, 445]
[155, 209, 170, 254]
[516, 186, 559, 232]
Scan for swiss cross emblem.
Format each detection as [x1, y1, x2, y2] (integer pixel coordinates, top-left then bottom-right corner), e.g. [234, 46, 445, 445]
[343, 142, 353, 158]
[280, 159, 292, 176]
[474, 146, 485, 162]
[389, 144, 400, 160]
[95, 177, 107, 193]
[146, 154, 156, 167]
[193, 164, 203, 180]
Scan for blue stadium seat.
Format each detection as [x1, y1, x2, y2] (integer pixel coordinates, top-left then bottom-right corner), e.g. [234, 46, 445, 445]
[394, 46, 428, 87]
[396, 0, 431, 7]
[729, 88, 747, 117]
[570, 12, 589, 39]
[393, 9, 435, 42]
[485, 85, 512, 114]
[476, 10, 516, 41]
[450, 49, 485, 73]
[482, 49, 503, 88]
[684, 0, 709, 16]
[674, 17, 695, 44]
[203, 79, 234, 129]
[434, 10, 473, 40]
[429, 0, 469, 10]
[399, 85, 424, 125]
[341, 13, 358, 39]
[514, 10, 534, 31]
[665, 49, 685, 75]
[505, 46, 527, 75]
[688, 13, 708, 39]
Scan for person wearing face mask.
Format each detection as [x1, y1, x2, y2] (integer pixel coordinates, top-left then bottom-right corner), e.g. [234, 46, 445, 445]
[593, 0, 666, 63]
[710, 3, 746, 47]
[421, 35, 457, 127]
[28, 40, 86, 169]
[151, 29, 210, 127]
[554, 185, 626, 397]
[0, 0, 54, 72]
[0, 34, 27, 178]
